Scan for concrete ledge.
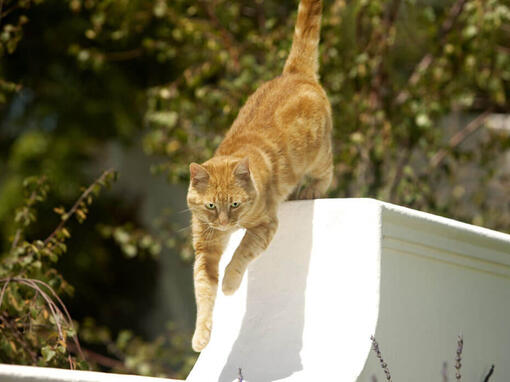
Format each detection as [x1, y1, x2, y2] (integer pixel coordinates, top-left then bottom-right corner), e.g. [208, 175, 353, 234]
[188, 198, 382, 382]
[0, 364, 179, 382]
[1, 199, 509, 381]
[189, 199, 510, 381]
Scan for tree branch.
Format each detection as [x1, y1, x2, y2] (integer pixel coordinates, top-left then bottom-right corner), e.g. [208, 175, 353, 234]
[430, 110, 492, 169]
[43, 169, 114, 247]
[0, 312, 38, 363]
[395, 0, 469, 105]
[67, 342, 126, 370]
[388, 145, 413, 202]
[11, 176, 47, 251]
[199, 0, 240, 72]
[104, 48, 143, 62]
[369, 0, 402, 107]
[359, 0, 403, 192]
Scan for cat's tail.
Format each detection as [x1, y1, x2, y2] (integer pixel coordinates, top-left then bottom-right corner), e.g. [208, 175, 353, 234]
[283, 0, 322, 79]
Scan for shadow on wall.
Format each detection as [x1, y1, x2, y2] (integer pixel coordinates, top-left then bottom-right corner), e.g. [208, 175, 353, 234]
[218, 202, 315, 382]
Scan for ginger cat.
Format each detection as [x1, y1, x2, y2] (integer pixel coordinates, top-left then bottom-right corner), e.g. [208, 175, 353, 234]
[187, 0, 332, 352]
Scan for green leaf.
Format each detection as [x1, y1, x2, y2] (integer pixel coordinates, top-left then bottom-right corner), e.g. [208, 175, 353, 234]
[41, 346, 56, 362]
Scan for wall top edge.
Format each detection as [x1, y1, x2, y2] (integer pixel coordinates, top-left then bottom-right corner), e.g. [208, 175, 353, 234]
[283, 198, 510, 251]
[0, 364, 182, 382]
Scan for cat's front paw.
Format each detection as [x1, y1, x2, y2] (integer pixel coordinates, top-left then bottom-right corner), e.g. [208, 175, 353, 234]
[192, 326, 211, 352]
[222, 265, 244, 295]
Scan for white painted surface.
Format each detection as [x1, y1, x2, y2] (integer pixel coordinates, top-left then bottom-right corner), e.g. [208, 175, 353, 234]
[359, 201, 510, 381]
[0, 364, 179, 382]
[187, 199, 382, 382]
[1, 199, 509, 381]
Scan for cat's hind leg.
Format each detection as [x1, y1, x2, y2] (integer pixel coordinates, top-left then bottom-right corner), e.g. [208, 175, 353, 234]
[298, 150, 333, 200]
[286, 182, 305, 201]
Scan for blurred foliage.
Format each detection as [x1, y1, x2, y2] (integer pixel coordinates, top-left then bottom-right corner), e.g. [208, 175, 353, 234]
[0, 0, 509, 377]
[0, 170, 115, 368]
[0, 170, 194, 377]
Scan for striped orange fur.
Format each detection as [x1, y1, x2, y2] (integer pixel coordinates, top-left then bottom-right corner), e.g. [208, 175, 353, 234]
[187, 0, 332, 352]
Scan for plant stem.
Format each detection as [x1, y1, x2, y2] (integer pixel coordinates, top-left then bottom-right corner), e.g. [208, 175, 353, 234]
[43, 169, 114, 247]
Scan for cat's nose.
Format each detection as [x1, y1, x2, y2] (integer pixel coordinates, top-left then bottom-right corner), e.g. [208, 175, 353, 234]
[218, 212, 229, 226]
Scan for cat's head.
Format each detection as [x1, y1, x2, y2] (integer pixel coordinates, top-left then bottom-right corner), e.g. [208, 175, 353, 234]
[187, 157, 256, 231]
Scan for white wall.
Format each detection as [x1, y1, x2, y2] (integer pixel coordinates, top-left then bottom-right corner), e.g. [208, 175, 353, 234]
[1, 199, 509, 382]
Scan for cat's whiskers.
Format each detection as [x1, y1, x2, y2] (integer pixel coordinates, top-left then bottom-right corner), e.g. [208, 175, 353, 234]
[204, 226, 215, 241]
[177, 207, 192, 215]
[176, 224, 192, 233]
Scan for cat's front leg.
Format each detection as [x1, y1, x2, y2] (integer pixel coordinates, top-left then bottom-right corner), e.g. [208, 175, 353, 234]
[222, 217, 278, 295]
[192, 224, 229, 352]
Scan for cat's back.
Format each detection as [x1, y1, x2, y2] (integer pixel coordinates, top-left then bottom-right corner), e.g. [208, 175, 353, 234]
[217, 73, 330, 152]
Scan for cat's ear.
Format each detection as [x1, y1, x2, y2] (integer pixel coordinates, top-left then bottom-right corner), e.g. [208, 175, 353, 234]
[233, 158, 251, 183]
[190, 163, 209, 189]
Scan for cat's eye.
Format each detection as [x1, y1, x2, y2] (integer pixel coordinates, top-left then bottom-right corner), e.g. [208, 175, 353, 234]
[205, 202, 216, 210]
[231, 202, 240, 208]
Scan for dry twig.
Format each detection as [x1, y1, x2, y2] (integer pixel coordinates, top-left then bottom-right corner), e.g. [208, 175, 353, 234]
[455, 335, 463, 381]
[0, 277, 85, 368]
[429, 110, 492, 169]
[483, 365, 494, 382]
[371, 335, 392, 381]
[67, 342, 125, 370]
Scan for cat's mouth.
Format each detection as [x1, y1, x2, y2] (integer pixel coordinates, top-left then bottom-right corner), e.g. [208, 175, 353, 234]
[211, 223, 235, 232]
